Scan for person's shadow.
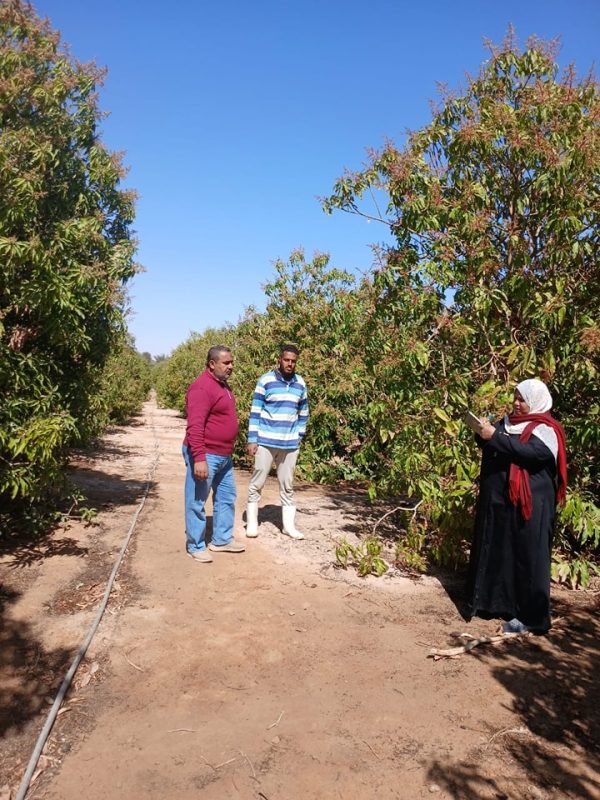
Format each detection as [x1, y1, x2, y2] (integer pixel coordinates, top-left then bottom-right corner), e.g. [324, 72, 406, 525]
[239, 503, 286, 533]
[425, 594, 600, 798]
[431, 565, 472, 621]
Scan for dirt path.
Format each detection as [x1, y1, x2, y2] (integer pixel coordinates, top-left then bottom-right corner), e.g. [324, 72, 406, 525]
[1, 400, 599, 800]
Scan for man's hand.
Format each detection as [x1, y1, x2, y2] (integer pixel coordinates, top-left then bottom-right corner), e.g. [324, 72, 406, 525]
[193, 460, 209, 480]
[247, 443, 258, 457]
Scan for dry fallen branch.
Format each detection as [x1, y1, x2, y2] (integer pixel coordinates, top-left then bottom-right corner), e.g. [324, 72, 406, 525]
[37, 755, 59, 769]
[267, 711, 284, 730]
[29, 768, 44, 786]
[428, 631, 529, 659]
[167, 728, 197, 733]
[198, 753, 238, 773]
[77, 660, 100, 688]
[362, 739, 382, 760]
[124, 654, 144, 672]
[486, 726, 532, 749]
[214, 757, 238, 769]
[239, 749, 256, 779]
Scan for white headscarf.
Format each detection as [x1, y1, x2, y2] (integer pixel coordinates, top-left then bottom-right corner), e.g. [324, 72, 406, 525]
[503, 378, 558, 460]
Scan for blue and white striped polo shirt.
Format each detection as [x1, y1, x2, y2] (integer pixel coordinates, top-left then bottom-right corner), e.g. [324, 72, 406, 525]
[248, 370, 309, 450]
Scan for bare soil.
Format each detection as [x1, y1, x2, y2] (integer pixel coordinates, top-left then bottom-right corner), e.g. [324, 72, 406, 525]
[1, 399, 599, 800]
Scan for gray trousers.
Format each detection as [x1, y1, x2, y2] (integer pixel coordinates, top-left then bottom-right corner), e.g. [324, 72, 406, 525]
[248, 445, 299, 506]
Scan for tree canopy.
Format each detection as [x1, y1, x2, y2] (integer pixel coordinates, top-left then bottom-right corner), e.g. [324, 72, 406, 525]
[159, 36, 599, 585]
[323, 34, 600, 583]
[0, 0, 139, 517]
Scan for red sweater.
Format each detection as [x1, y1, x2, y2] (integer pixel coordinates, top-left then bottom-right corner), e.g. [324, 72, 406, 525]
[183, 370, 239, 460]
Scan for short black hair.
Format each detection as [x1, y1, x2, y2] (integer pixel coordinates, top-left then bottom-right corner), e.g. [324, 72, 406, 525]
[279, 344, 299, 356]
[206, 345, 232, 366]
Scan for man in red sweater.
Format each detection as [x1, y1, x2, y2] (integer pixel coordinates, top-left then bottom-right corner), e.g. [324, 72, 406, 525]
[182, 345, 245, 562]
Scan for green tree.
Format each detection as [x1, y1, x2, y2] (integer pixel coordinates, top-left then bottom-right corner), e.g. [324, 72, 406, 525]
[154, 251, 374, 481]
[98, 338, 152, 425]
[0, 1, 138, 514]
[324, 34, 600, 582]
[154, 326, 235, 413]
[231, 249, 374, 480]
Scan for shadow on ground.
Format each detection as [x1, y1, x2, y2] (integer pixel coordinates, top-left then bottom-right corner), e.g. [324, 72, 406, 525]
[68, 466, 156, 510]
[430, 566, 472, 621]
[295, 483, 600, 797]
[297, 485, 419, 539]
[425, 597, 600, 798]
[256, 504, 284, 532]
[1, 468, 156, 569]
[0, 585, 71, 739]
[0, 535, 90, 570]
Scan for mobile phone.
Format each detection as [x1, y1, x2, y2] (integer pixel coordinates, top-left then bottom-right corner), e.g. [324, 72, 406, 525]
[463, 410, 483, 434]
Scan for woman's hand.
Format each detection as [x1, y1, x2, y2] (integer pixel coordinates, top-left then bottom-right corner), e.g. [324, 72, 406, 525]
[479, 420, 496, 441]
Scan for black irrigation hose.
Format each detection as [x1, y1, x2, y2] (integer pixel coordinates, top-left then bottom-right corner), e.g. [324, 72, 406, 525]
[16, 431, 159, 800]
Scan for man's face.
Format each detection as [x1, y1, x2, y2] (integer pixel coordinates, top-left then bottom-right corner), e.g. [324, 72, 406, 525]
[278, 350, 297, 378]
[210, 352, 234, 382]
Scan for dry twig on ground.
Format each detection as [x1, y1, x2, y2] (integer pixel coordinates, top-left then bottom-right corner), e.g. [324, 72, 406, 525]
[428, 631, 529, 659]
[267, 711, 284, 730]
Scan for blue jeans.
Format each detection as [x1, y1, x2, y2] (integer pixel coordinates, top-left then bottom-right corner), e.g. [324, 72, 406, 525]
[182, 446, 237, 553]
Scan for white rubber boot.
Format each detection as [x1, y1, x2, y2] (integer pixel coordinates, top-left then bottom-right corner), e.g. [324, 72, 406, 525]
[245, 501, 259, 538]
[282, 506, 304, 540]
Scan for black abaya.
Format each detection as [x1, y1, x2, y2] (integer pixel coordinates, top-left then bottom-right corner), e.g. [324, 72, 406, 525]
[467, 420, 557, 633]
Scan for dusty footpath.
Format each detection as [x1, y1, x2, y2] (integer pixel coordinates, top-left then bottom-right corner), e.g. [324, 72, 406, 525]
[1, 400, 599, 800]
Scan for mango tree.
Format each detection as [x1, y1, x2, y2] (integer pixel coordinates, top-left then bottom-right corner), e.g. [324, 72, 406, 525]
[0, 0, 138, 522]
[324, 35, 600, 583]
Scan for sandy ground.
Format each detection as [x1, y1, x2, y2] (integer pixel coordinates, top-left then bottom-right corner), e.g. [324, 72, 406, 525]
[1, 398, 599, 800]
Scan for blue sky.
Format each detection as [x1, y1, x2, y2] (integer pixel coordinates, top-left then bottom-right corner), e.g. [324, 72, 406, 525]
[34, 0, 599, 356]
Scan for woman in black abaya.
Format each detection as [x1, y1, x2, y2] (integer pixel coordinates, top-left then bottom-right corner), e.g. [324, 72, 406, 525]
[467, 379, 567, 634]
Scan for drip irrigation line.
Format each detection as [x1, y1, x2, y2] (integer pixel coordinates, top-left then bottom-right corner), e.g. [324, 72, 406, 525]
[16, 419, 160, 800]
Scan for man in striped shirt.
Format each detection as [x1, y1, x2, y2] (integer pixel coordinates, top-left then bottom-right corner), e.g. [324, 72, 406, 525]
[245, 345, 309, 540]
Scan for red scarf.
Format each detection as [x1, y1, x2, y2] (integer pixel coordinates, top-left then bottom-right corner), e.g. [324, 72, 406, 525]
[507, 412, 567, 521]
